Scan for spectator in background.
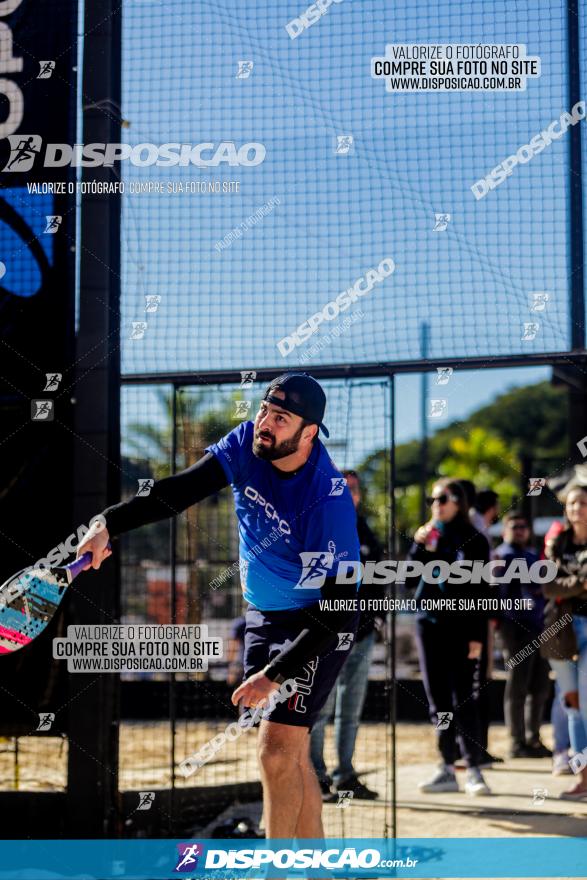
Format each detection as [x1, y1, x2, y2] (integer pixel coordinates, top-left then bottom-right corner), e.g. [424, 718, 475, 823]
[408, 479, 493, 796]
[542, 518, 574, 775]
[496, 512, 551, 758]
[459, 480, 477, 517]
[470, 489, 500, 551]
[310, 470, 385, 801]
[458, 480, 501, 766]
[541, 486, 587, 799]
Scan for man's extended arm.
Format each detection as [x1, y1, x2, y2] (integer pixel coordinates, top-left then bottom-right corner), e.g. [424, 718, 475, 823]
[103, 452, 229, 536]
[76, 453, 229, 568]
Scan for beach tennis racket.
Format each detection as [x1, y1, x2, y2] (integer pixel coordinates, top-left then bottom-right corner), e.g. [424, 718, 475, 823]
[0, 544, 110, 654]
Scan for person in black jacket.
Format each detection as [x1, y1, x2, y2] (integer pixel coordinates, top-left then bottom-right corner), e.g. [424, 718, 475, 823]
[408, 478, 493, 796]
[310, 470, 385, 800]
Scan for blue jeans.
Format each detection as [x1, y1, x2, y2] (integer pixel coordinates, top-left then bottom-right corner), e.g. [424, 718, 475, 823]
[549, 616, 587, 754]
[310, 630, 375, 786]
[552, 680, 571, 754]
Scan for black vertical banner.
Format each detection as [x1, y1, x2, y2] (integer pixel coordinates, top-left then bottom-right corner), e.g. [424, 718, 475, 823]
[0, 0, 78, 738]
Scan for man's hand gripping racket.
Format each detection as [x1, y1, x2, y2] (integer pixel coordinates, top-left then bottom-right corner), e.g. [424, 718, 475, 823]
[0, 521, 111, 654]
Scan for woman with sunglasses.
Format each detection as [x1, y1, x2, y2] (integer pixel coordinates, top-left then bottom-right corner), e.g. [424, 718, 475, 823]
[541, 485, 587, 799]
[408, 478, 492, 796]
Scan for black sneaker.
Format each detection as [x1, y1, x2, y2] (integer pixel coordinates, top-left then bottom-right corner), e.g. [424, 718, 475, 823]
[525, 740, 552, 758]
[510, 743, 533, 759]
[479, 752, 504, 767]
[318, 775, 334, 799]
[336, 775, 379, 800]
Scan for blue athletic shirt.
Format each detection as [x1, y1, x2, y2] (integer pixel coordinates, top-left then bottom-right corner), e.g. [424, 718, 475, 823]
[206, 421, 361, 611]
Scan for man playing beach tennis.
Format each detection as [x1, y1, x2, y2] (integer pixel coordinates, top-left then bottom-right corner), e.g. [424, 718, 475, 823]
[77, 372, 361, 839]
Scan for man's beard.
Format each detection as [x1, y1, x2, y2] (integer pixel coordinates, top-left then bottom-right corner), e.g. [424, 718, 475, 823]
[253, 423, 305, 461]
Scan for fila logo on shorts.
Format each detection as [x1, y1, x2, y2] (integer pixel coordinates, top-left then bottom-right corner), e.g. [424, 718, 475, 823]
[288, 658, 318, 713]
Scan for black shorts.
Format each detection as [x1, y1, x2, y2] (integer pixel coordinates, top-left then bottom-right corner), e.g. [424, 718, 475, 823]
[243, 605, 359, 729]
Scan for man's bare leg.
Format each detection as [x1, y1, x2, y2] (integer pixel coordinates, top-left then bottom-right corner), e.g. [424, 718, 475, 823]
[294, 741, 324, 839]
[258, 719, 322, 839]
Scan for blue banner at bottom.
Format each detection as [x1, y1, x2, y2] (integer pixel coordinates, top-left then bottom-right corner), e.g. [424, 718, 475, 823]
[0, 838, 585, 878]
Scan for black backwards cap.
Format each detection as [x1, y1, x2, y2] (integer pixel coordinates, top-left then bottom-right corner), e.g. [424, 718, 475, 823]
[262, 373, 329, 438]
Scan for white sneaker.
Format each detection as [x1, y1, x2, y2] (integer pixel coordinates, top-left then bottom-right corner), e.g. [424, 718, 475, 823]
[464, 767, 491, 796]
[419, 764, 459, 793]
[552, 751, 572, 776]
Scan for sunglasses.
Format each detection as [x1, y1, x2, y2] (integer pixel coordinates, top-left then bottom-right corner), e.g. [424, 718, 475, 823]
[427, 493, 459, 506]
[510, 523, 529, 530]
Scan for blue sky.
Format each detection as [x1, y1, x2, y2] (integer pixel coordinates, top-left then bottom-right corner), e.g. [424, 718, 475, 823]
[119, 0, 574, 379]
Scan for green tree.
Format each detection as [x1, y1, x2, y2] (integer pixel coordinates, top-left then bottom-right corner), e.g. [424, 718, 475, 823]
[437, 426, 520, 510]
[355, 380, 567, 546]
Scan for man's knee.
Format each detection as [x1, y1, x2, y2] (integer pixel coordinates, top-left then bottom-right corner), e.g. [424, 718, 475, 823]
[258, 724, 308, 778]
[563, 690, 580, 710]
[258, 739, 299, 778]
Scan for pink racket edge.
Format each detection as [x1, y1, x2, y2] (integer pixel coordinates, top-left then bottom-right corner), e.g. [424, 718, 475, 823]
[0, 542, 112, 654]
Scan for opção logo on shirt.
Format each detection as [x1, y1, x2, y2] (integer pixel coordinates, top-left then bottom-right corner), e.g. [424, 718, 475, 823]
[244, 485, 291, 535]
